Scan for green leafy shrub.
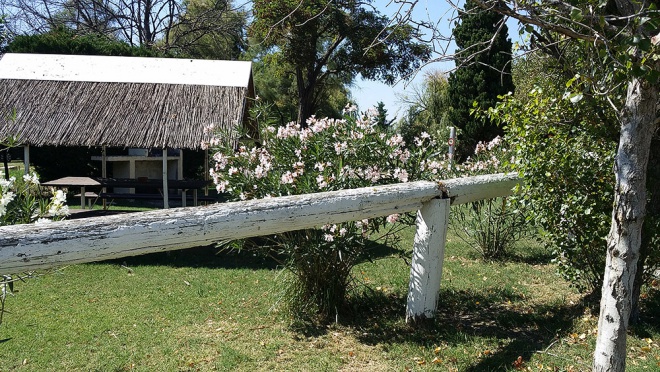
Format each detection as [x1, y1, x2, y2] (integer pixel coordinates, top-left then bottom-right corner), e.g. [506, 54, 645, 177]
[207, 102, 532, 322]
[451, 198, 528, 260]
[488, 90, 616, 292]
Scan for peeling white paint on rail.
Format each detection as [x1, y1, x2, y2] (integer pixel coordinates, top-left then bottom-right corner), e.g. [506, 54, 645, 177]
[0, 181, 442, 272]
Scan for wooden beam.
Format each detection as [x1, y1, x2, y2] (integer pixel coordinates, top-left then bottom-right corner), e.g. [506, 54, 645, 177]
[0, 173, 522, 324]
[0, 181, 442, 272]
[440, 173, 519, 205]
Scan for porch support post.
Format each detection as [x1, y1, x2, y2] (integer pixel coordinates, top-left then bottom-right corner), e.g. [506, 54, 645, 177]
[179, 150, 185, 207]
[162, 148, 169, 209]
[406, 197, 450, 322]
[204, 148, 209, 196]
[102, 146, 107, 210]
[23, 145, 30, 175]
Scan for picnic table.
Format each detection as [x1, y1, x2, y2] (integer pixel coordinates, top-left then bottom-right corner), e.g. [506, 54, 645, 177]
[41, 177, 101, 209]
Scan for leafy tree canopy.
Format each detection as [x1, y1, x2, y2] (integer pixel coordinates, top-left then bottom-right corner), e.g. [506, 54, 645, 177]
[3, 0, 246, 55]
[245, 41, 351, 125]
[250, 0, 431, 124]
[166, 0, 247, 59]
[448, 0, 514, 160]
[399, 70, 451, 143]
[7, 26, 163, 56]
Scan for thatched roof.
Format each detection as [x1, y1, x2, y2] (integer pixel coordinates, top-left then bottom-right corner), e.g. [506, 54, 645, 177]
[0, 53, 255, 149]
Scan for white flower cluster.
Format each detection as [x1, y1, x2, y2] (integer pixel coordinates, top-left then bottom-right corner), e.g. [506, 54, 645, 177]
[1, 174, 69, 223]
[23, 172, 40, 185]
[475, 135, 504, 155]
[0, 177, 16, 218]
[420, 159, 448, 175]
[48, 189, 70, 217]
[341, 103, 358, 115]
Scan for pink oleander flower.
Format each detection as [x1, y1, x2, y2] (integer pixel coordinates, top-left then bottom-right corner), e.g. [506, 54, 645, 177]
[254, 165, 267, 179]
[386, 134, 405, 147]
[281, 171, 295, 184]
[316, 175, 328, 189]
[342, 103, 358, 114]
[212, 152, 229, 170]
[386, 213, 400, 224]
[394, 168, 409, 182]
[334, 141, 348, 155]
[215, 180, 229, 193]
[487, 136, 502, 150]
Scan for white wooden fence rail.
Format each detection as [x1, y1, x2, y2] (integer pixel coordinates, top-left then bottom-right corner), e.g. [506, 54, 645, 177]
[0, 173, 520, 322]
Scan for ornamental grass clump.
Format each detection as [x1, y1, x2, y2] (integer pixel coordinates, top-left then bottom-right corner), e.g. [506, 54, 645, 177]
[450, 136, 529, 260]
[206, 104, 451, 323]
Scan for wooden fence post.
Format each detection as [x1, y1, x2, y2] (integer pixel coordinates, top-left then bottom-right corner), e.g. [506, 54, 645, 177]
[406, 197, 450, 322]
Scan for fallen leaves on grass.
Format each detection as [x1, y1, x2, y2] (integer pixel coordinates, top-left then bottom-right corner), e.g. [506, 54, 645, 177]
[512, 355, 524, 370]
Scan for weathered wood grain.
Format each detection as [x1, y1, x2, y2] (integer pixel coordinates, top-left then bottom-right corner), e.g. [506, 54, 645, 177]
[440, 172, 519, 205]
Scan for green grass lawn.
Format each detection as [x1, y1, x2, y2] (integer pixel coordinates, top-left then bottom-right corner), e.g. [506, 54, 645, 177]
[0, 225, 658, 371]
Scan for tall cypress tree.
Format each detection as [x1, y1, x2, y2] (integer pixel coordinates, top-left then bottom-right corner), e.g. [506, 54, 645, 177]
[448, 0, 514, 160]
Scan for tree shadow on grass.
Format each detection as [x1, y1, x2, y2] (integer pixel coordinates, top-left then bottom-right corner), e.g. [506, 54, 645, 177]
[92, 235, 403, 271]
[92, 245, 281, 270]
[631, 285, 660, 338]
[506, 249, 555, 266]
[338, 287, 589, 371]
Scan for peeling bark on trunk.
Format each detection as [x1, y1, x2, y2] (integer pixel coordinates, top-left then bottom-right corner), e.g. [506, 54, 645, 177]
[593, 77, 658, 371]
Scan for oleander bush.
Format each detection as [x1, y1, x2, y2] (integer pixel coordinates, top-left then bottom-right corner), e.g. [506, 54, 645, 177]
[206, 103, 453, 322]
[206, 102, 529, 323]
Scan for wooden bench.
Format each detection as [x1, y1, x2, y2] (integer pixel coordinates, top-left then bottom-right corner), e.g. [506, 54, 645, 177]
[99, 192, 217, 206]
[74, 192, 100, 209]
[96, 178, 214, 207]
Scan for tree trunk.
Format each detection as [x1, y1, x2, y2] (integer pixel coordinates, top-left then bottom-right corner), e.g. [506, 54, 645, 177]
[297, 91, 315, 127]
[295, 64, 318, 127]
[593, 77, 658, 371]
